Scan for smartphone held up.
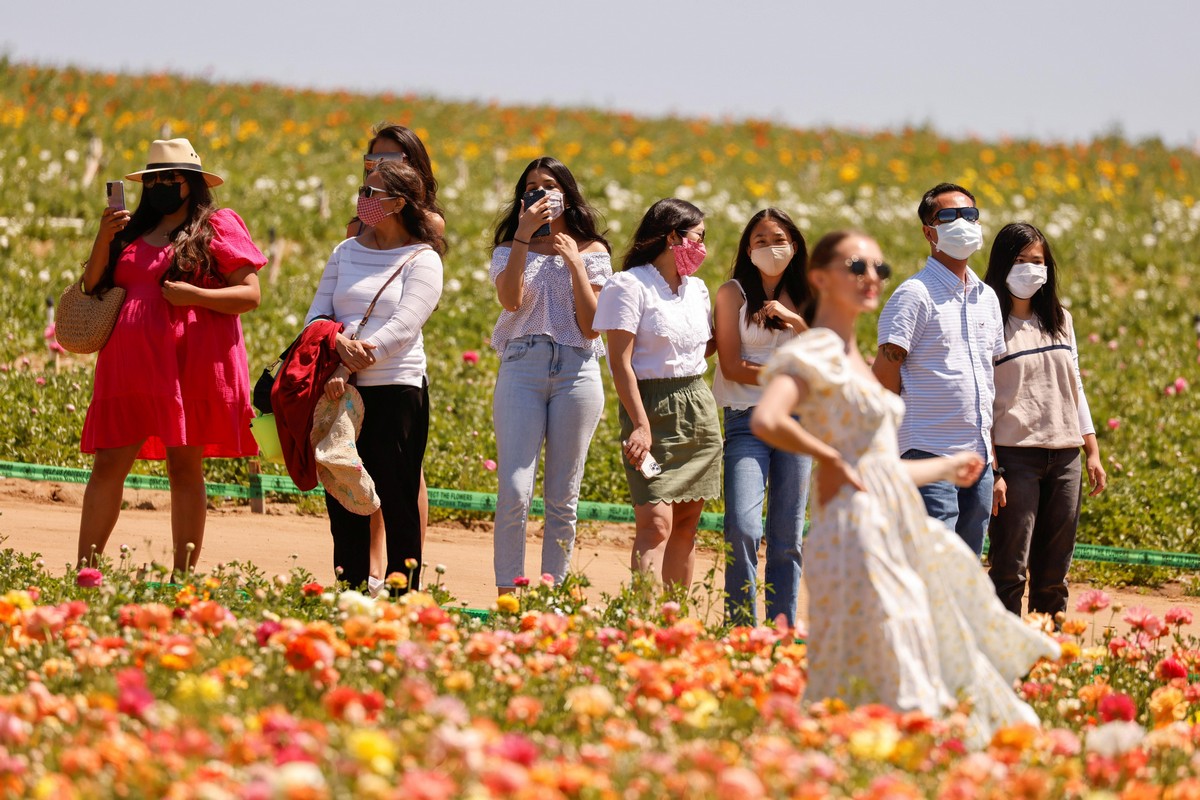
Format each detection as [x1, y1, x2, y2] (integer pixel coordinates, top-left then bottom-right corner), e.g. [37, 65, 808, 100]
[521, 188, 552, 238]
[106, 180, 125, 212]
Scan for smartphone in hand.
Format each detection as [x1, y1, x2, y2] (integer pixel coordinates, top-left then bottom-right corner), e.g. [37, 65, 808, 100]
[106, 180, 125, 212]
[521, 188, 551, 238]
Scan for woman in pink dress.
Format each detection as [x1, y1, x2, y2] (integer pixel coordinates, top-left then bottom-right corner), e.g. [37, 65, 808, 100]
[77, 139, 266, 575]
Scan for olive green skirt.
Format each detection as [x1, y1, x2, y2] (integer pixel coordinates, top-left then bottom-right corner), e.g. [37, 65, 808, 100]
[619, 374, 722, 505]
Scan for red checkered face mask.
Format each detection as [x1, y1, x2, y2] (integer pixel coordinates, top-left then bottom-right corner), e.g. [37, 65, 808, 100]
[356, 195, 394, 227]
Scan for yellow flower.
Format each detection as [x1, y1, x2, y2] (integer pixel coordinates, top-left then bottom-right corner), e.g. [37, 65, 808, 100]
[444, 670, 475, 692]
[848, 724, 900, 761]
[680, 689, 719, 729]
[347, 729, 396, 776]
[495, 594, 520, 614]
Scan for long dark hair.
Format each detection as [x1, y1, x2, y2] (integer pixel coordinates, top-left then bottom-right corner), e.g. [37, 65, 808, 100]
[368, 123, 443, 220]
[491, 157, 610, 252]
[372, 160, 445, 255]
[731, 208, 809, 330]
[984, 221, 1066, 339]
[622, 198, 704, 271]
[96, 171, 218, 292]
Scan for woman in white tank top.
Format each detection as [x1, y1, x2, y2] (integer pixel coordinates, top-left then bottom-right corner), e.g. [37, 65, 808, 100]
[712, 208, 814, 628]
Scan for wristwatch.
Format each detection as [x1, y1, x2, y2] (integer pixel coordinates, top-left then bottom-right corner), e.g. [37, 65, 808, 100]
[993, 465, 1006, 477]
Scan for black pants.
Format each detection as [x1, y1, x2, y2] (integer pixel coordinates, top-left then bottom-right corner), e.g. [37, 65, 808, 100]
[987, 445, 1082, 617]
[326, 382, 428, 591]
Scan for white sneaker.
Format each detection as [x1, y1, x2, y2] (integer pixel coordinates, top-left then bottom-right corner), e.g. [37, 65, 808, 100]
[367, 576, 384, 598]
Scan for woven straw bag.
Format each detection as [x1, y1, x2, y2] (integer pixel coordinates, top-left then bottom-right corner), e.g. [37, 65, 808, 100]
[55, 279, 126, 354]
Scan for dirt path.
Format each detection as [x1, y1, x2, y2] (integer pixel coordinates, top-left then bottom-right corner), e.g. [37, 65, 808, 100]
[1, 476, 1196, 636]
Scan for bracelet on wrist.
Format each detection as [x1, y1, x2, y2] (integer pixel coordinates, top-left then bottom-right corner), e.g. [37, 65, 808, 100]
[514, 237, 531, 246]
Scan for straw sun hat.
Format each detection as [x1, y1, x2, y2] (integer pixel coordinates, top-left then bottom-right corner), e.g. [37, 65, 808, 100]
[125, 138, 224, 187]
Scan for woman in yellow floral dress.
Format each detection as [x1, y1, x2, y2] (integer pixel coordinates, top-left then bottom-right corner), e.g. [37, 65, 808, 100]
[751, 230, 1059, 746]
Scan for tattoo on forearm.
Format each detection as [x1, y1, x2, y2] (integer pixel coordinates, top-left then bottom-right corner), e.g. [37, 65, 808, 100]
[879, 344, 908, 364]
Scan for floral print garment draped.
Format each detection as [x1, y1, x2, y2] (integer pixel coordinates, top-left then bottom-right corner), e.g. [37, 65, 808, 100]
[762, 328, 1060, 746]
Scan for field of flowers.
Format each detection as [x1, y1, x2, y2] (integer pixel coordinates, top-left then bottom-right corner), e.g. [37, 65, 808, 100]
[2, 548, 1200, 797]
[1, 61, 1199, 582]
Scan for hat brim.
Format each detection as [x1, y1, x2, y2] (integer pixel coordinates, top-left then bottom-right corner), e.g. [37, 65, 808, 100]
[125, 164, 224, 187]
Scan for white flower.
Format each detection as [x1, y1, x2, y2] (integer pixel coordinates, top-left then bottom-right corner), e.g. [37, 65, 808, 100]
[38, 149, 51, 162]
[470, 269, 486, 283]
[253, 177, 277, 192]
[64, 149, 79, 164]
[1086, 721, 1145, 758]
[284, 314, 298, 327]
[337, 589, 379, 617]
[297, 194, 317, 210]
[272, 762, 328, 793]
[37, 270, 50, 283]
[445, 278, 462, 293]
[1142, 233, 1158, 247]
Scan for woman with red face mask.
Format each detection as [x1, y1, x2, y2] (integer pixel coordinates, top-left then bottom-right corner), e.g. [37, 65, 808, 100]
[309, 160, 444, 592]
[593, 198, 722, 592]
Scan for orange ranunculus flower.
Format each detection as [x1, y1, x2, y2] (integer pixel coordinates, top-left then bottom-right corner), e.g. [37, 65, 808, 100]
[158, 635, 199, 671]
[1150, 686, 1187, 728]
[189, 601, 234, 633]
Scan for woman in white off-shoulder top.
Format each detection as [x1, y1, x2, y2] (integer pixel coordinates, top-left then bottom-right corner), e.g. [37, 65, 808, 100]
[489, 157, 613, 592]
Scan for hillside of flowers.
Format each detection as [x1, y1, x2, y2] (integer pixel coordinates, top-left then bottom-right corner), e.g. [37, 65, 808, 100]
[0, 547, 1199, 797]
[1, 60, 1199, 576]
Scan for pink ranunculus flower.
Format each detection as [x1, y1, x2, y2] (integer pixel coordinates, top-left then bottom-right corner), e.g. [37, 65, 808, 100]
[34, 376, 45, 386]
[1107, 418, 1120, 431]
[1165, 385, 1177, 396]
[1176, 377, 1189, 393]
[1122, 606, 1164, 637]
[1075, 589, 1111, 614]
[483, 458, 497, 471]
[1157, 657, 1188, 681]
[540, 573, 555, 586]
[462, 350, 480, 364]
[513, 576, 530, 588]
[75, 568, 103, 588]
[1165, 607, 1194, 627]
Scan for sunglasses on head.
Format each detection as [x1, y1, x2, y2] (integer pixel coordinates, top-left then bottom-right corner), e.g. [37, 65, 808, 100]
[845, 256, 892, 281]
[357, 185, 398, 199]
[363, 152, 408, 174]
[929, 206, 980, 225]
[143, 170, 187, 187]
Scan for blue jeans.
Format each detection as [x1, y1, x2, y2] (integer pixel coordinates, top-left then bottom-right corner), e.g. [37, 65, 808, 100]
[723, 407, 812, 627]
[492, 335, 604, 587]
[902, 448, 993, 557]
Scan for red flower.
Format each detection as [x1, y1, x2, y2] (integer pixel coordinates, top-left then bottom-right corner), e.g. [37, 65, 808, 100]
[75, 568, 103, 588]
[1157, 658, 1189, 681]
[1098, 692, 1136, 722]
[301, 582, 324, 598]
[1166, 606, 1194, 627]
[116, 668, 155, 719]
[462, 350, 480, 364]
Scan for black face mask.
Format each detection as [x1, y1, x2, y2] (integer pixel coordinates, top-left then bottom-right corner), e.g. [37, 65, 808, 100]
[144, 182, 187, 215]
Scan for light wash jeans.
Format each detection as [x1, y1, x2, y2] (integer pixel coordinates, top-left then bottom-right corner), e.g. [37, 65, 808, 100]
[723, 407, 812, 627]
[492, 335, 604, 587]
[902, 448, 994, 557]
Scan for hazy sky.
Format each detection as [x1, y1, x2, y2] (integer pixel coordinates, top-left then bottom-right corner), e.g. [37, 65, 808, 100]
[5, 1, 1198, 147]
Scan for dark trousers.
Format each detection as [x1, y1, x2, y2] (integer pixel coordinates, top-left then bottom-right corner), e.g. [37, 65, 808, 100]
[987, 445, 1082, 617]
[326, 382, 429, 591]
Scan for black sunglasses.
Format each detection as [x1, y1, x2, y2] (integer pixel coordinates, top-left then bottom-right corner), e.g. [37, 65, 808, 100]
[676, 228, 706, 243]
[929, 207, 980, 225]
[846, 256, 892, 281]
[143, 170, 186, 187]
[357, 185, 398, 199]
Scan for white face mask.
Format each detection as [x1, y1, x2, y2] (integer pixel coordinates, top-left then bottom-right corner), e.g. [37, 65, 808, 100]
[543, 189, 566, 220]
[932, 217, 983, 260]
[1006, 262, 1048, 299]
[749, 244, 794, 276]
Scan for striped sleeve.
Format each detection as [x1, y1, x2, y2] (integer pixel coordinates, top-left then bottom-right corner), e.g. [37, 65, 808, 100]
[361, 250, 443, 361]
[305, 245, 340, 324]
[1067, 317, 1096, 436]
[877, 280, 928, 351]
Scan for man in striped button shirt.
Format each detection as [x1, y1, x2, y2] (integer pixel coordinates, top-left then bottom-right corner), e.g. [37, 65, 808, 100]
[873, 183, 1004, 557]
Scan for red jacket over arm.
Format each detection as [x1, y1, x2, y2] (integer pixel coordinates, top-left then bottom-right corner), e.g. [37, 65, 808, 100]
[270, 319, 344, 490]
